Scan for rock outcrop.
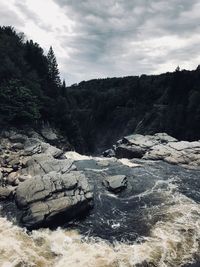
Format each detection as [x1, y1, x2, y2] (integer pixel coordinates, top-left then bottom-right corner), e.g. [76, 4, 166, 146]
[15, 171, 93, 228]
[104, 133, 200, 168]
[0, 129, 93, 229]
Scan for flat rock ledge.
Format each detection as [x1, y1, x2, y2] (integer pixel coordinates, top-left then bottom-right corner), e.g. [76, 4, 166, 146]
[103, 133, 200, 168]
[15, 171, 93, 229]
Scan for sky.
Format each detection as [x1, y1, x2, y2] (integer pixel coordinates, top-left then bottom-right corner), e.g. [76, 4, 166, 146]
[0, 0, 200, 85]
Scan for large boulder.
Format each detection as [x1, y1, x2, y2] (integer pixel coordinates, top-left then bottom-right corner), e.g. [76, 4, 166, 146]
[103, 175, 127, 193]
[15, 171, 93, 228]
[115, 145, 146, 159]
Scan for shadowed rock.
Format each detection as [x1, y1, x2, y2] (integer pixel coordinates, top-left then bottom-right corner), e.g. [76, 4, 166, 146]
[115, 145, 146, 159]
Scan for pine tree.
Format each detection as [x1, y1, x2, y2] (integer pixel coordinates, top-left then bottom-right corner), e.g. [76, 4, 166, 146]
[47, 46, 61, 87]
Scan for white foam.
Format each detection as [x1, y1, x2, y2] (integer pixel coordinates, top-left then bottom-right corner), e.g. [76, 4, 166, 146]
[0, 189, 199, 267]
[118, 158, 140, 168]
[65, 151, 92, 161]
[65, 151, 139, 169]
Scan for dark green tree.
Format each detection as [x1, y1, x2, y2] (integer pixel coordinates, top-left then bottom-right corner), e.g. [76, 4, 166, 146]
[0, 80, 40, 125]
[47, 46, 61, 88]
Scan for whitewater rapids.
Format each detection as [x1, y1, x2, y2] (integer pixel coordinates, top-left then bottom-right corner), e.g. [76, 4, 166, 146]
[0, 152, 200, 267]
[0, 192, 200, 267]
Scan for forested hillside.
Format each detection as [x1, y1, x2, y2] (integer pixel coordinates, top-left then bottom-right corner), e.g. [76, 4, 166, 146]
[0, 26, 200, 153]
[0, 26, 84, 150]
[66, 70, 200, 152]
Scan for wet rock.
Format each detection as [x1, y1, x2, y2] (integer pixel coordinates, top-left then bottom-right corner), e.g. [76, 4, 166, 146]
[115, 145, 145, 159]
[15, 171, 93, 228]
[103, 175, 127, 192]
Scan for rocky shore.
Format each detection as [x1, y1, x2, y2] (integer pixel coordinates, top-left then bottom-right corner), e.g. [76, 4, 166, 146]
[0, 129, 200, 266]
[0, 130, 200, 230]
[103, 133, 200, 168]
[0, 128, 93, 229]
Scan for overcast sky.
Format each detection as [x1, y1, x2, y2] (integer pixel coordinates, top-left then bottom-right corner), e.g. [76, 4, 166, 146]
[1, 0, 200, 85]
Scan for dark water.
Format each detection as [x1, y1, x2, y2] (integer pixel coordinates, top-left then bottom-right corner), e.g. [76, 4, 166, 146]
[1, 156, 200, 266]
[65, 159, 200, 243]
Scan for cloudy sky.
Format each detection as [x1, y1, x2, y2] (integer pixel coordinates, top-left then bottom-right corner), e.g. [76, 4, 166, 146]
[1, 0, 200, 85]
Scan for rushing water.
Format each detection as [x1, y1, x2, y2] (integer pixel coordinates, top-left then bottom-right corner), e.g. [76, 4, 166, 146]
[0, 154, 200, 267]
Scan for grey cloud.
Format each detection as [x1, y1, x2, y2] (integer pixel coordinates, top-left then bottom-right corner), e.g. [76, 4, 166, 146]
[1, 0, 200, 85]
[14, 1, 54, 32]
[0, 2, 25, 27]
[54, 0, 200, 84]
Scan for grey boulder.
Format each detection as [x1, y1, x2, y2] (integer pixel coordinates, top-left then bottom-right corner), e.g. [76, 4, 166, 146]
[103, 175, 127, 192]
[15, 171, 93, 228]
[115, 145, 145, 159]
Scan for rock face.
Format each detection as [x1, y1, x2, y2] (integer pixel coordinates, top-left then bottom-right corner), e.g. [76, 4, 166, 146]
[0, 129, 93, 229]
[103, 175, 127, 192]
[15, 171, 93, 228]
[104, 133, 200, 168]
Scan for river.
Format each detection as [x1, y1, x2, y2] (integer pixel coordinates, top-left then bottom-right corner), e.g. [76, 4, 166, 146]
[0, 154, 200, 267]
